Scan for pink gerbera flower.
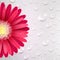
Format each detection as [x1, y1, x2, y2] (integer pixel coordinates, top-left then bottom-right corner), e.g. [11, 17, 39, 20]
[0, 2, 29, 57]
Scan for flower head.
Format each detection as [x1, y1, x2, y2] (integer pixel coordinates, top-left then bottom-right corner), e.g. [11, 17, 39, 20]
[0, 2, 29, 57]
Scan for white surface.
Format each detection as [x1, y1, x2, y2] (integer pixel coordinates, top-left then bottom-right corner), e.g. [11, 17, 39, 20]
[0, 0, 60, 60]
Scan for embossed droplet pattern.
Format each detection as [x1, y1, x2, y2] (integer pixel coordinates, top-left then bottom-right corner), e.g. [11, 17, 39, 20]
[9, 0, 15, 3]
[1, 0, 60, 60]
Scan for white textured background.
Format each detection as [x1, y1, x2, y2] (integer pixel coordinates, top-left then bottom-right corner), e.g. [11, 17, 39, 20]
[0, 0, 60, 60]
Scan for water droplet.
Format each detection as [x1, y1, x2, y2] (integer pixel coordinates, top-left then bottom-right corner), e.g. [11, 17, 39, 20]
[48, 49, 54, 53]
[18, 48, 24, 54]
[52, 0, 56, 3]
[43, 2, 48, 5]
[24, 56, 28, 60]
[34, 7, 38, 11]
[36, 53, 40, 56]
[27, 44, 32, 51]
[43, 13, 48, 17]
[49, 7, 54, 11]
[37, 33, 40, 37]
[50, 14, 55, 19]
[38, 16, 45, 22]
[43, 13, 48, 20]
[31, 28, 36, 32]
[18, 50, 23, 54]
[46, 24, 52, 28]
[42, 41, 48, 46]
[10, 0, 15, 3]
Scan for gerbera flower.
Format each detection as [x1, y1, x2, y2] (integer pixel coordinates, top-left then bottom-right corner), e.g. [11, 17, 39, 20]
[0, 2, 29, 57]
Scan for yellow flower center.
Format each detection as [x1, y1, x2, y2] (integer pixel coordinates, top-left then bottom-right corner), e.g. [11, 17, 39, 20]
[0, 25, 7, 35]
[0, 21, 11, 39]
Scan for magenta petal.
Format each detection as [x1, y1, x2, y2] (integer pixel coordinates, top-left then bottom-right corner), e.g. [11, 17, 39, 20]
[1, 4, 5, 20]
[0, 41, 3, 53]
[4, 53, 8, 57]
[17, 9, 21, 16]
[11, 9, 21, 23]
[5, 4, 11, 20]
[12, 24, 28, 30]
[20, 27, 29, 31]
[12, 15, 26, 25]
[8, 40, 18, 53]
[0, 2, 5, 20]
[8, 9, 18, 23]
[20, 20, 27, 24]
[3, 40, 8, 57]
[0, 49, 3, 58]
[0, 41, 3, 57]
[9, 37, 20, 49]
[13, 37, 24, 47]
[13, 20, 27, 26]
[11, 44, 18, 53]
[5, 40, 13, 55]
[11, 7, 18, 15]
[13, 30, 28, 38]
[12, 33, 27, 42]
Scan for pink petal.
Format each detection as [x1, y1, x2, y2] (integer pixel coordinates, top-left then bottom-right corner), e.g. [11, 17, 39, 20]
[17, 27, 29, 31]
[17, 9, 21, 16]
[10, 44, 18, 53]
[8, 39, 18, 53]
[9, 37, 20, 49]
[0, 49, 3, 58]
[20, 20, 27, 24]
[13, 20, 27, 26]
[1, 4, 5, 20]
[5, 4, 11, 20]
[0, 40, 3, 57]
[11, 7, 17, 15]
[0, 41, 3, 53]
[12, 34, 27, 42]
[13, 37, 24, 47]
[3, 40, 8, 57]
[5, 40, 13, 55]
[12, 15, 26, 25]
[11, 9, 21, 23]
[12, 24, 28, 30]
[0, 2, 5, 20]
[8, 9, 18, 23]
[3, 51, 8, 57]
[12, 30, 28, 38]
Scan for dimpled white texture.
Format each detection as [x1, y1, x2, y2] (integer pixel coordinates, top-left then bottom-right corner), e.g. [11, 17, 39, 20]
[0, 0, 60, 60]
